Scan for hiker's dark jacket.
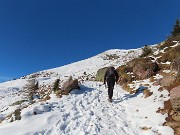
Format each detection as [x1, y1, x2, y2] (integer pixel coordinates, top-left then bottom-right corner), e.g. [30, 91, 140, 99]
[104, 67, 119, 99]
[104, 67, 119, 84]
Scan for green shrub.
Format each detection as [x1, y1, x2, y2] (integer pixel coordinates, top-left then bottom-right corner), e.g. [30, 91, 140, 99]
[118, 73, 134, 86]
[14, 109, 21, 120]
[11, 100, 27, 106]
[140, 45, 153, 57]
[53, 79, 60, 91]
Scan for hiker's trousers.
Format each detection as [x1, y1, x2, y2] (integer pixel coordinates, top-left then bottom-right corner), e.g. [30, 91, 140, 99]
[107, 77, 115, 99]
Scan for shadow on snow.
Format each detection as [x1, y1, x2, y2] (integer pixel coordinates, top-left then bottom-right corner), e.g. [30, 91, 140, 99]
[113, 86, 148, 104]
[69, 84, 95, 95]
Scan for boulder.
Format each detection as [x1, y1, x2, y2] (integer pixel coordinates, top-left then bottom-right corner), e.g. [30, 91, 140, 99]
[126, 58, 139, 68]
[61, 76, 80, 93]
[170, 86, 180, 112]
[155, 76, 176, 87]
[117, 58, 160, 81]
[96, 67, 108, 82]
[175, 127, 180, 135]
[132, 58, 159, 79]
[165, 121, 180, 129]
[133, 64, 150, 79]
[171, 56, 180, 73]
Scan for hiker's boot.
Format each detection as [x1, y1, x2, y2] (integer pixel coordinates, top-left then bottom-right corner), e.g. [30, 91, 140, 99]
[108, 98, 112, 102]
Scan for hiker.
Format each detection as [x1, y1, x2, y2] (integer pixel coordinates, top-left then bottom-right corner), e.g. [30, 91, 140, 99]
[104, 66, 119, 102]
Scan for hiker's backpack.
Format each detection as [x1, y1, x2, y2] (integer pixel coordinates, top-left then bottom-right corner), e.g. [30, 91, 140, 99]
[107, 67, 115, 78]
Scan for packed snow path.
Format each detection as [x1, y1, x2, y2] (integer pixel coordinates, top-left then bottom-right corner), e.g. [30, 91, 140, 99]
[46, 82, 138, 135]
[0, 81, 173, 135]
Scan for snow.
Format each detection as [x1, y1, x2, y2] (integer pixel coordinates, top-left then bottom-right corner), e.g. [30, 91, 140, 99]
[171, 42, 179, 47]
[0, 49, 174, 135]
[162, 70, 171, 73]
[0, 79, 27, 117]
[0, 81, 173, 135]
[161, 61, 171, 65]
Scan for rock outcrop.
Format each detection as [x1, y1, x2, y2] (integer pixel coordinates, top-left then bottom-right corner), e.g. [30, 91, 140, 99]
[154, 76, 176, 87]
[96, 67, 108, 82]
[170, 56, 180, 72]
[170, 86, 180, 112]
[132, 58, 159, 79]
[61, 76, 80, 94]
[116, 58, 159, 84]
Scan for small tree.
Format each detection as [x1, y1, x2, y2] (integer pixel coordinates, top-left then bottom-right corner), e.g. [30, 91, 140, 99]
[35, 81, 39, 91]
[23, 79, 39, 100]
[140, 45, 153, 57]
[171, 19, 180, 37]
[53, 79, 60, 92]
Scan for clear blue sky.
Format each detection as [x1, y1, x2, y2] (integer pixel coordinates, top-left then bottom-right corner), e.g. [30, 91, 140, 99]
[0, 0, 180, 82]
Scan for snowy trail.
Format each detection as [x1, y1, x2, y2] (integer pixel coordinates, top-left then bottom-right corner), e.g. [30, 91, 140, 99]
[0, 81, 173, 135]
[44, 81, 139, 135]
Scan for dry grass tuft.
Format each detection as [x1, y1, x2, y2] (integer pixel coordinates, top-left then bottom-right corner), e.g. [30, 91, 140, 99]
[140, 126, 152, 130]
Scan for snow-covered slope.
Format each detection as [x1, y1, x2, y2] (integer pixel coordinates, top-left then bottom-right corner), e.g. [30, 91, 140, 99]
[0, 81, 173, 135]
[0, 48, 174, 135]
[25, 49, 142, 81]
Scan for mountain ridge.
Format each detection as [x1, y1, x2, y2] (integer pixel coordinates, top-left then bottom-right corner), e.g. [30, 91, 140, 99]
[0, 39, 179, 135]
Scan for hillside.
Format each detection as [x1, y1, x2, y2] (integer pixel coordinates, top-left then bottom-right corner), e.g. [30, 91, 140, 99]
[0, 38, 179, 135]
